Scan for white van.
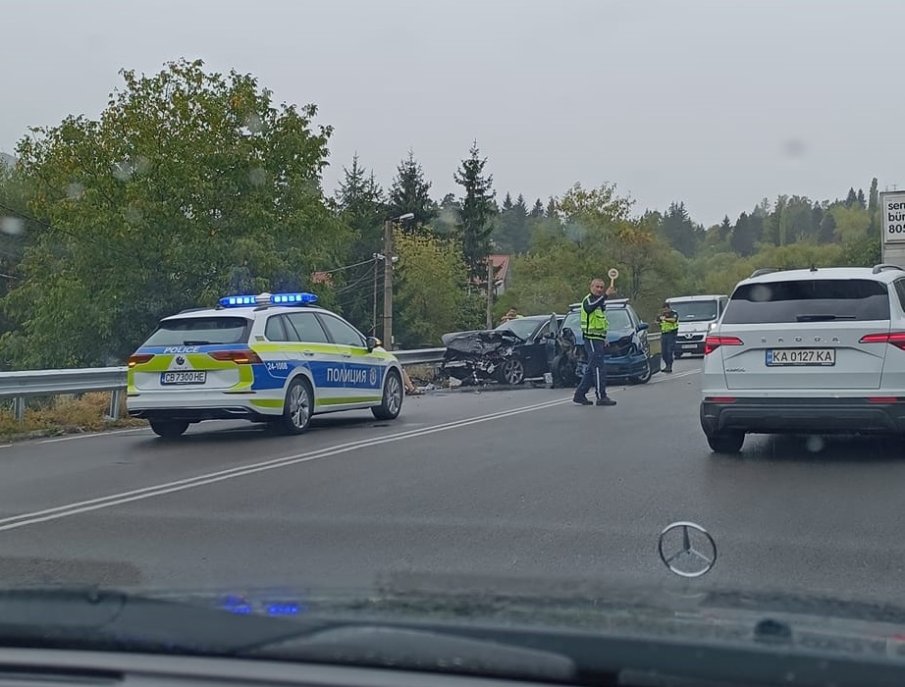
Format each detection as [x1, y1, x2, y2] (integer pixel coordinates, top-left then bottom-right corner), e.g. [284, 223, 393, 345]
[666, 294, 729, 357]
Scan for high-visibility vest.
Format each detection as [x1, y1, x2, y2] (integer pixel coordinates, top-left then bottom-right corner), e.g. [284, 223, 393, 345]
[660, 310, 679, 333]
[579, 294, 608, 340]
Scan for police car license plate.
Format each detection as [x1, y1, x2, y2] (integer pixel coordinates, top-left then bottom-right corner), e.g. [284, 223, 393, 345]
[160, 371, 207, 385]
[765, 348, 835, 366]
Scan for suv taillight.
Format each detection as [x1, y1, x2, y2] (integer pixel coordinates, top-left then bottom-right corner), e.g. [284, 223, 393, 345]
[859, 332, 905, 350]
[704, 335, 743, 355]
[128, 354, 154, 368]
[208, 350, 263, 364]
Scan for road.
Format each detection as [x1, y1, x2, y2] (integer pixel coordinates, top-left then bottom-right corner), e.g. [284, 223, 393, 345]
[1, 358, 905, 606]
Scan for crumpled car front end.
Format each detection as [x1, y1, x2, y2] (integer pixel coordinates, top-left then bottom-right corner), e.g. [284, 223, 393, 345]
[440, 330, 522, 384]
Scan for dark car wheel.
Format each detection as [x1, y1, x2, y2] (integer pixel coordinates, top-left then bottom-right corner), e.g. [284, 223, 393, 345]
[707, 431, 744, 454]
[633, 361, 652, 384]
[499, 359, 525, 385]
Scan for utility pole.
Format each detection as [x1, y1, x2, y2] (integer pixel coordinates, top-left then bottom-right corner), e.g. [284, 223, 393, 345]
[382, 220, 394, 349]
[381, 213, 414, 350]
[371, 255, 379, 336]
[485, 256, 494, 329]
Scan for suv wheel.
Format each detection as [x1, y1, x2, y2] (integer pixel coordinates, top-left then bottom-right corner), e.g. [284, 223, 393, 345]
[707, 431, 744, 454]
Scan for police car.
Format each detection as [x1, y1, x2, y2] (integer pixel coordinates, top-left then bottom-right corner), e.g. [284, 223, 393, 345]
[127, 292, 404, 438]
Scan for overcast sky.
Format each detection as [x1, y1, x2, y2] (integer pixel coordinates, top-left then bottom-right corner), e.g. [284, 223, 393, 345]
[2, 0, 903, 226]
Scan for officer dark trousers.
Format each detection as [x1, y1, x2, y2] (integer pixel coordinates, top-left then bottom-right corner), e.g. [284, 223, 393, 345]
[576, 339, 607, 399]
[661, 331, 677, 372]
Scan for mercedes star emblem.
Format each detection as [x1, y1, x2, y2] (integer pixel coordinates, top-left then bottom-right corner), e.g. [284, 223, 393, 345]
[658, 521, 717, 578]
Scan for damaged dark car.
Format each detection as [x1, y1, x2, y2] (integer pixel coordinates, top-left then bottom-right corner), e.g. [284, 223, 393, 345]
[550, 299, 659, 387]
[441, 314, 561, 386]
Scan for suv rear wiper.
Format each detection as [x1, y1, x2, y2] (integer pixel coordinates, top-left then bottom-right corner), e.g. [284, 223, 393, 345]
[795, 314, 857, 322]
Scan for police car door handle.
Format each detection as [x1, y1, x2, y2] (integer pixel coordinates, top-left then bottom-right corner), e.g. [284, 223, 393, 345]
[341, 353, 352, 359]
[302, 350, 316, 357]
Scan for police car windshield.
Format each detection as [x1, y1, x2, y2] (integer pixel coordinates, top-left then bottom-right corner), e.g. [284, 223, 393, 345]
[143, 317, 250, 346]
[670, 301, 718, 321]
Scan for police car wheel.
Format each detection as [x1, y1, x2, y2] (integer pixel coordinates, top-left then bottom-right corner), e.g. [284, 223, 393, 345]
[280, 378, 313, 434]
[372, 370, 403, 420]
[149, 420, 189, 439]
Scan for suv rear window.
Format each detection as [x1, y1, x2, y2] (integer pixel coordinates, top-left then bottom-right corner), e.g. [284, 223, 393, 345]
[143, 317, 251, 346]
[722, 279, 890, 324]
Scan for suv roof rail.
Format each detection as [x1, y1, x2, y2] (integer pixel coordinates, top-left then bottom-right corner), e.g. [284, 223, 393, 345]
[750, 268, 778, 278]
[872, 263, 905, 274]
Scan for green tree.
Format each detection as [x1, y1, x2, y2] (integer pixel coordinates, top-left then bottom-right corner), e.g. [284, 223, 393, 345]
[845, 187, 858, 208]
[493, 192, 529, 254]
[388, 151, 436, 229]
[334, 153, 385, 332]
[393, 230, 480, 346]
[530, 198, 544, 218]
[730, 212, 756, 256]
[453, 142, 496, 282]
[2, 58, 345, 369]
[718, 215, 732, 242]
[857, 188, 866, 209]
[659, 201, 702, 257]
[869, 177, 880, 235]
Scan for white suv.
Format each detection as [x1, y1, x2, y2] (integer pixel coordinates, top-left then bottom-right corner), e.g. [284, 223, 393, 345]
[701, 264, 905, 453]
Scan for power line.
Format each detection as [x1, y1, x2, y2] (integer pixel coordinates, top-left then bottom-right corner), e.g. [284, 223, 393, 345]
[317, 256, 376, 275]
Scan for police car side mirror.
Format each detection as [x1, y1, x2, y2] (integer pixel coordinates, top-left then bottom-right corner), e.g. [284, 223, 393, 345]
[637, 322, 649, 331]
[366, 336, 379, 352]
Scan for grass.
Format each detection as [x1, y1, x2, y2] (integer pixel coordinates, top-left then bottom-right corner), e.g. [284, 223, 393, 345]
[0, 392, 146, 441]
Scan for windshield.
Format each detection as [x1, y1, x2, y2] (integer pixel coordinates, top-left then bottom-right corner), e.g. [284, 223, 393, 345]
[670, 301, 718, 322]
[495, 318, 542, 339]
[3, 1, 905, 681]
[142, 317, 251, 346]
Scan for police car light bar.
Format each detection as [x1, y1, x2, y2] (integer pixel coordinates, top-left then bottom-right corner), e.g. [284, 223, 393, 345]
[218, 292, 319, 308]
[270, 292, 318, 305]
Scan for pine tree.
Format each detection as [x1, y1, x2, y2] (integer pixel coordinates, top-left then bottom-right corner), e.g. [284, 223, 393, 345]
[454, 142, 496, 282]
[730, 212, 756, 256]
[845, 187, 858, 208]
[530, 198, 545, 218]
[388, 151, 436, 228]
[857, 188, 866, 209]
[718, 215, 732, 242]
[819, 212, 837, 243]
[546, 197, 558, 219]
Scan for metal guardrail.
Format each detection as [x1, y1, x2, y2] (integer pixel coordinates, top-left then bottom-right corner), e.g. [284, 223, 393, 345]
[0, 350, 447, 422]
[0, 336, 664, 421]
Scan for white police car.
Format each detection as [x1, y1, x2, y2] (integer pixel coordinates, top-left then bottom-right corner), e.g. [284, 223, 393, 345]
[127, 292, 404, 438]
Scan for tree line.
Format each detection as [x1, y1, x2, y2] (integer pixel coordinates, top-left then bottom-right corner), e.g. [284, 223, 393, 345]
[0, 60, 884, 368]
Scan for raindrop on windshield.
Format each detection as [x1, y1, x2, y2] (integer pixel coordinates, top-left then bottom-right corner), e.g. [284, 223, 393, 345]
[66, 182, 85, 200]
[248, 167, 267, 186]
[805, 435, 825, 453]
[0, 216, 25, 236]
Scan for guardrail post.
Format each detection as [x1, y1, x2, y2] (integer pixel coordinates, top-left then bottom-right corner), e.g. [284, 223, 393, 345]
[12, 397, 25, 422]
[108, 389, 123, 420]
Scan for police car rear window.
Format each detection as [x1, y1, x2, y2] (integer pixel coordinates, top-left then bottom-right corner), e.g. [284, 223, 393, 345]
[722, 279, 890, 324]
[143, 317, 250, 346]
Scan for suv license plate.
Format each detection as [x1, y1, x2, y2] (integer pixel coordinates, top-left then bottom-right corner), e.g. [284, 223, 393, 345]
[766, 348, 835, 366]
[161, 371, 207, 385]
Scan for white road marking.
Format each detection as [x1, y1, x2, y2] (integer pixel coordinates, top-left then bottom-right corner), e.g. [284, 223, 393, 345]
[0, 396, 571, 533]
[0, 364, 702, 532]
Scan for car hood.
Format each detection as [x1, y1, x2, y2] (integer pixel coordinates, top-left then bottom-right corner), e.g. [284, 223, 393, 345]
[441, 329, 524, 356]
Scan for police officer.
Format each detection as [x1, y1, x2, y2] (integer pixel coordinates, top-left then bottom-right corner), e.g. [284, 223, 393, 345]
[657, 301, 679, 373]
[573, 277, 617, 406]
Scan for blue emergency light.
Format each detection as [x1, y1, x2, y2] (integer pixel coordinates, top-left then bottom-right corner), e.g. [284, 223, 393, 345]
[219, 294, 258, 307]
[219, 292, 318, 308]
[270, 292, 318, 305]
